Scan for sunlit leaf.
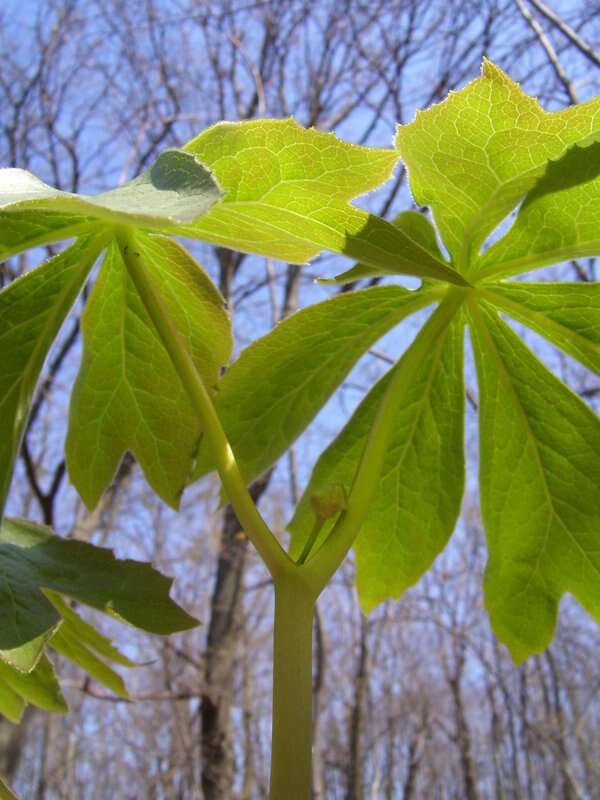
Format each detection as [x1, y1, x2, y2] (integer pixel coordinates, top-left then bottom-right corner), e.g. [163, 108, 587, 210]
[66, 233, 232, 509]
[468, 301, 600, 662]
[0, 234, 108, 522]
[181, 118, 464, 285]
[396, 59, 600, 273]
[192, 285, 438, 484]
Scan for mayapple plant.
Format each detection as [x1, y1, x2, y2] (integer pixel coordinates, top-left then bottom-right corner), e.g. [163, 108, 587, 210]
[0, 60, 599, 799]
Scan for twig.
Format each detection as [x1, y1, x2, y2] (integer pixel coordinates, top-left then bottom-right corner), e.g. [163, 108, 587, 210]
[525, 0, 600, 69]
[515, 0, 578, 104]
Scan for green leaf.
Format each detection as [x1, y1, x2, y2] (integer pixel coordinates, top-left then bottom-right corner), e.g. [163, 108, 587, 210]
[0, 209, 95, 261]
[480, 282, 600, 375]
[0, 517, 198, 672]
[475, 142, 600, 280]
[468, 300, 600, 662]
[47, 592, 135, 668]
[47, 593, 133, 698]
[50, 625, 128, 699]
[288, 316, 465, 611]
[192, 285, 439, 484]
[0, 149, 222, 230]
[0, 234, 108, 522]
[395, 59, 600, 273]
[66, 233, 232, 509]
[0, 654, 67, 713]
[320, 210, 446, 285]
[0, 680, 25, 723]
[180, 118, 465, 286]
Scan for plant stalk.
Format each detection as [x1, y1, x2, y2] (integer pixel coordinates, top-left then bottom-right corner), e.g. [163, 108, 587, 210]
[269, 574, 316, 800]
[116, 226, 290, 579]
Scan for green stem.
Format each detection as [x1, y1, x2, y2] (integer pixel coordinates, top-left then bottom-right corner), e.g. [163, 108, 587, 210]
[116, 226, 291, 580]
[305, 286, 468, 594]
[269, 573, 316, 800]
[296, 517, 324, 565]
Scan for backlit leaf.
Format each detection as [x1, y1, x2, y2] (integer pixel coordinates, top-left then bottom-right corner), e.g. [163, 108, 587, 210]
[66, 233, 231, 509]
[289, 316, 465, 611]
[396, 59, 600, 273]
[0, 234, 108, 522]
[0, 654, 67, 713]
[0, 149, 222, 231]
[480, 282, 600, 375]
[181, 118, 464, 285]
[0, 680, 24, 724]
[48, 593, 133, 698]
[319, 210, 446, 285]
[0, 209, 94, 261]
[192, 285, 439, 484]
[475, 142, 600, 280]
[468, 300, 600, 662]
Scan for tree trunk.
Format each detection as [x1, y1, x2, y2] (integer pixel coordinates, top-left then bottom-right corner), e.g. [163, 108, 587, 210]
[311, 602, 326, 799]
[346, 614, 369, 800]
[0, 707, 32, 783]
[446, 642, 479, 800]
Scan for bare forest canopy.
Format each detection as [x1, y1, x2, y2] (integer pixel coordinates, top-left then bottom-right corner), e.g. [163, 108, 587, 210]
[1, 1, 600, 798]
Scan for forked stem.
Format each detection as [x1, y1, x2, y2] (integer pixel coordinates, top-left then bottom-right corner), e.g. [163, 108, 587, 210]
[118, 222, 467, 800]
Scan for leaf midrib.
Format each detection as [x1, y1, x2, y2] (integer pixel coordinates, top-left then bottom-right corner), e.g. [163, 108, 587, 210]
[377, 326, 450, 572]
[198, 201, 457, 276]
[473, 240, 600, 283]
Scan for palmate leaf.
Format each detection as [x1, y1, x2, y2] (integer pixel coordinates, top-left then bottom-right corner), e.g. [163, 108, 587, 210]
[287, 61, 600, 662]
[395, 58, 600, 273]
[0, 517, 198, 673]
[65, 233, 232, 509]
[180, 118, 465, 286]
[0, 147, 225, 523]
